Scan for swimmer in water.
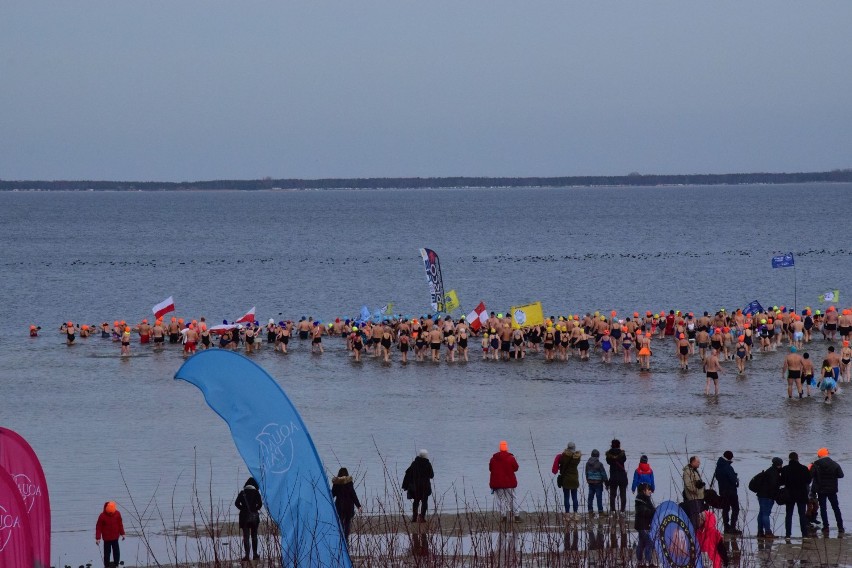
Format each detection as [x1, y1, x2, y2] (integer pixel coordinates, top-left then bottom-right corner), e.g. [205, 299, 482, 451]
[802, 352, 815, 397]
[121, 326, 131, 356]
[677, 333, 689, 371]
[66, 321, 76, 345]
[782, 346, 804, 399]
[703, 349, 722, 396]
[735, 336, 748, 375]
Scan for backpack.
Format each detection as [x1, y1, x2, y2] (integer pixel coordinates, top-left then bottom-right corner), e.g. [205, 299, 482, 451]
[748, 471, 765, 494]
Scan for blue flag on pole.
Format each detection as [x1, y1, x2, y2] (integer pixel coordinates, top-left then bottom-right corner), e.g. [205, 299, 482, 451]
[743, 300, 764, 316]
[771, 252, 795, 268]
[175, 351, 351, 567]
[359, 305, 371, 324]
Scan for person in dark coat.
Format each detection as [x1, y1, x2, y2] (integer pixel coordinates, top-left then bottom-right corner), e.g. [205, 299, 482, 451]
[331, 467, 362, 540]
[605, 439, 628, 513]
[234, 477, 263, 561]
[811, 447, 845, 534]
[402, 450, 434, 522]
[634, 482, 656, 566]
[782, 452, 811, 538]
[755, 458, 783, 538]
[714, 450, 742, 534]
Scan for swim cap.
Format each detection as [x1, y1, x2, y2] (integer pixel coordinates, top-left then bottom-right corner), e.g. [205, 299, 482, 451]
[124, 327, 130, 332]
[844, 341, 850, 347]
[105, 502, 117, 513]
[499, 440, 508, 452]
[29, 325, 35, 330]
[120, 320, 125, 325]
[816, 310, 821, 315]
[679, 333, 685, 339]
[142, 319, 148, 324]
[633, 312, 639, 318]
[67, 321, 72, 326]
[760, 319, 767, 324]
[610, 310, 617, 316]
[790, 346, 797, 352]
[738, 335, 745, 342]
[352, 326, 358, 331]
[171, 317, 177, 322]
[818, 448, 829, 458]
[497, 313, 503, 319]
[178, 318, 184, 324]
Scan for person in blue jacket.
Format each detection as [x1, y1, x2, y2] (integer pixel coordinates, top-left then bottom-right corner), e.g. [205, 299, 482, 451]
[631, 455, 655, 493]
[714, 450, 742, 534]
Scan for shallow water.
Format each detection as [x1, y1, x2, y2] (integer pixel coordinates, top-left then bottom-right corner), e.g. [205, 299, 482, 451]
[1, 184, 851, 566]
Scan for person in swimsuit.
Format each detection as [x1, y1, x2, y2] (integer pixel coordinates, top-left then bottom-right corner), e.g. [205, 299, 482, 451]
[826, 346, 842, 382]
[351, 327, 363, 362]
[577, 330, 591, 361]
[399, 333, 410, 364]
[311, 322, 324, 354]
[841, 341, 852, 383]
[802, 352, 815, 397]
[621, 328, 633, 364]
[489, 329, 500, 361]
[677, 333, 690, 371]
[704, 349, 722, 395]
[138, 319, 151, 344]
[820, 361, 837, 403]
[429, 327, 443, 362]
[445, 333, 457, 363]
[457, 327, 469, 362]
[199, 324, 211, 350]
[184, 324, 198, 357]
[66, 321, 76, 345]
[244, 325, 257, 354]
[380, 327, 393, 363]
[121, 326, 131, 356]
[600, 330, 613, 364]
[481, 333, 490, 360]
[559, 326, 571, 361]
[782, 346, 804, 398]
[735, 337, 748, 374]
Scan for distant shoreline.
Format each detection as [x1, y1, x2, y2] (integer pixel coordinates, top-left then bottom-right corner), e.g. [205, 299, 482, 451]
[2, 170, 852, 191]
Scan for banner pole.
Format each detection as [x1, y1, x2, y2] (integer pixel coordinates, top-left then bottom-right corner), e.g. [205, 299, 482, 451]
[794, 265, 797, 314]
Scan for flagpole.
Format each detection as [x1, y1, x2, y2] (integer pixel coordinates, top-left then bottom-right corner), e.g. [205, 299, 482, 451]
[794, 265, 797, 314]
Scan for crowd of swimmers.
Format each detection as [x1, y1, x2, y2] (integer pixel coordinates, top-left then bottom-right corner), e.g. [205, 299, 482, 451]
[39, 305, 852, 391]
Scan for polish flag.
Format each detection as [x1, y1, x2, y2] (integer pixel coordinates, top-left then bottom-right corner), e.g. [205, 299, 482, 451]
[152, 296, 175, 319]
[466, 302, 488, 331]
[235, 307, 256, 324]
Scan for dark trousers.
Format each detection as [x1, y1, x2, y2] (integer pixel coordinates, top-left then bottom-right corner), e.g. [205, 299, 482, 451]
[785, 500, 808, 537]
[103, 540, 120, 567]
[413, 497, 428, 519]
[818, 492, 844, 530]
[721, 491, 740, 530]
[340, 514, 353, 539]
[609, 482, 627, 512]
[242, 523, 259, 559]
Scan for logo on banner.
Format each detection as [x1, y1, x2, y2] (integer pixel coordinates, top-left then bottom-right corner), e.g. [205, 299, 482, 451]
[0, 503, 23, 553]
[513, 309, 527, 326]
[651, 501, 703, 568]
[12, 474, 41, 513]
[256, 422, 302, 474]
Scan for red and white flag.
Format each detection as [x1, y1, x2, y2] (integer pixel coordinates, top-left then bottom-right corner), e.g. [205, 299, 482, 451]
[235, 307, 256, 324]
[152, 296, 175, 319]
[466, 302, 488, 331]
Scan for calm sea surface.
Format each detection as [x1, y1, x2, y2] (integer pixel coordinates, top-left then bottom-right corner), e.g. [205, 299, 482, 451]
[1, 184, 851, 565]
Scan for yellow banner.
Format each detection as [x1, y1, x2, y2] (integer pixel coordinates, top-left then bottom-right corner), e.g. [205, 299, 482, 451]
[510, 301, 545, 329]
[444, 290, 460, 313]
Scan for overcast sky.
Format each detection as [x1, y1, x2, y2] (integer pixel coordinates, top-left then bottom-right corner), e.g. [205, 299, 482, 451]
[2, 1, 851, 181]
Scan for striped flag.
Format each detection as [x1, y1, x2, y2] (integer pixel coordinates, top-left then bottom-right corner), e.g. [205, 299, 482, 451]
[152, 296, 175, 319]
[235, 307, 256, 324]
[466, 302, 487, 332]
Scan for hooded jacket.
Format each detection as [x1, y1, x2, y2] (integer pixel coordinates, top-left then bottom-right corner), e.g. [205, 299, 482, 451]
[755, 466, 783, 500]
[714, 456, 739, 494]
[95, 504, 125, 541]
[696, 510, 726, 568]
[812, 456, 845, 494]
[489, 450, 519, 489]
[331, 475, 361, 519]
[585, 455, 608, 485]
[631, 463, 655, 493]
[402, 455, 434, 500]
[555, 450, 582, 490]
[683, 465, 705, 501]
[605, 447, 628, 485]
[235, 477, 263, 528]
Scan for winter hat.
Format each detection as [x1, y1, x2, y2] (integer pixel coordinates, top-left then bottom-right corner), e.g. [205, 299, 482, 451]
[591, 449, 600, 457]
[105, 502, 117, 513]
[772, 457, 783, 467]
[245, 477, 259, 488]
[418, 449, 429, 458]
[566, 442, 576, 451]
[723, 451, 734, 460]
[640, 455, 648, 463]
[499, 440, 509, 452]
[818, 448, 829, 458]
[611, 439, 621, 449]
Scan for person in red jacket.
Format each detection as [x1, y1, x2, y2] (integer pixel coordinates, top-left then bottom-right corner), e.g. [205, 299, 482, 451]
[489, 440, 520, 522]
[95, 501, 125, 568]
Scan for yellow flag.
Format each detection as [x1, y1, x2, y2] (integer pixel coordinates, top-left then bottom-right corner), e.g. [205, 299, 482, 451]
[444, 290, 460, 313]
[510, 301, 545, 329]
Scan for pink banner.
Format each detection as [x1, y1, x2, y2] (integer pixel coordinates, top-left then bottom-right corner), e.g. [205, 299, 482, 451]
[0, 466, 35, 567]
[0, 428, 50, 568]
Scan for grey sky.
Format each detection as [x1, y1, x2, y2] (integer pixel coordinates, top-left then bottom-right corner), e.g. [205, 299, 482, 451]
[2, 1, 851, 181]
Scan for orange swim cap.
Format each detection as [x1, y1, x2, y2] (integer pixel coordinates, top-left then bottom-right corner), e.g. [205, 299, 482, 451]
[30, 325, 36, 330]
[679, 333, 685, 339]
[114, 321, 119, 327]
[610, 310, 617, 317]
[818, 448, 829, 458]
[178, 318, 184, 324]
[633, 312, 639, 318]
[738, 336, 745, 342]
[105, 501, 117, 513]
[499, 440, 508, 452]
[82, 325, 89, 330]
[171, 317, 177, 323]
[124, 327, 130, 332]
[67, 321, 73, 326]
[142, 319, 148, 324]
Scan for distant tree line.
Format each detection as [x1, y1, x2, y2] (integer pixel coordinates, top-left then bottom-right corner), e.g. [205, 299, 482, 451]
[2, 170, 852, 191]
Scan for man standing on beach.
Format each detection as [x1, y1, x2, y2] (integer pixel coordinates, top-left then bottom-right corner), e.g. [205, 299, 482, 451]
[714, 451, 741, 535]
[489, 440, 520, 523]
[811, 448, 845, 534]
